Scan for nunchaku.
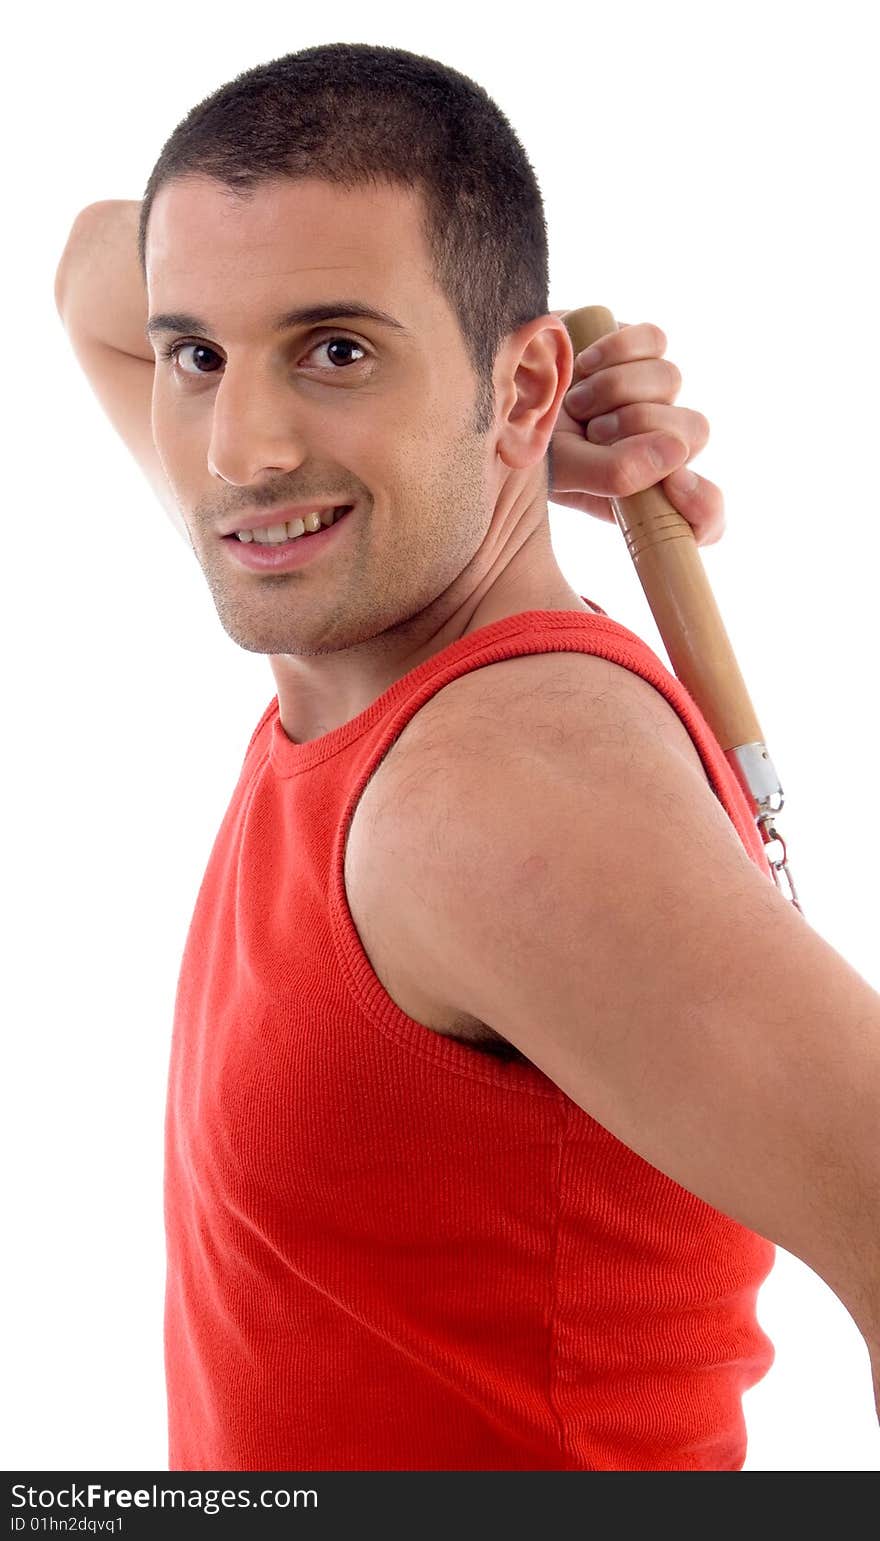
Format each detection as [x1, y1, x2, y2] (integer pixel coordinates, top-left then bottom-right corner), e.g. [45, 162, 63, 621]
[563, 306, 803, 916]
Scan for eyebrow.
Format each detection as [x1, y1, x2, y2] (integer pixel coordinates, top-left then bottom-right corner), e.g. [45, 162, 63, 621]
[145, 300, 411, 341]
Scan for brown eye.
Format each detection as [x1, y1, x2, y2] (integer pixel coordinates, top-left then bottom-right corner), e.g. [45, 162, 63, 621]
[309, 337, 367, 367]
[167, 342, 222, 374]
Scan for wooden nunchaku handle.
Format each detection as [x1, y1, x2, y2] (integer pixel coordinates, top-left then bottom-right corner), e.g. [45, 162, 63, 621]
[563, 308, 800, 907]
[564, 306, 764, 761]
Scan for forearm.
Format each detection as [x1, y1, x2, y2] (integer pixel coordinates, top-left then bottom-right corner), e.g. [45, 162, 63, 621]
[54, 200, 152, 360]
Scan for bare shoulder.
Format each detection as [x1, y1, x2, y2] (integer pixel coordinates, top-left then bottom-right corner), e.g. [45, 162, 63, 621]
[368, 646, 711, 796]
[352, 646, 718, 889]
[347, 645, 713, 1056]
[347, 646, 719, 1044]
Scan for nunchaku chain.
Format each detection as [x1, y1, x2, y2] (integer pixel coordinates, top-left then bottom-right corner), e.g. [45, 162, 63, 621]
[725, 742, 804, 915]
[757, 811, 803, 914]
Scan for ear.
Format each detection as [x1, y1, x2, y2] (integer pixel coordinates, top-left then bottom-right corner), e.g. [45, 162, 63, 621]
[494, 315, 574, 471]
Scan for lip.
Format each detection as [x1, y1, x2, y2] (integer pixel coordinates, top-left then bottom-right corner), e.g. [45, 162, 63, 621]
[222, 505, 355, 572]
[219, 503, 354, 537]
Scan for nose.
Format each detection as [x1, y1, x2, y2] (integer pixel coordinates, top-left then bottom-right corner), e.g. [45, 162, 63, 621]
[207, 361, 309, 486]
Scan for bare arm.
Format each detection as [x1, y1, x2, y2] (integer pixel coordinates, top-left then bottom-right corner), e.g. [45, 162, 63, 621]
[55, 200, 153, 360]
[54, 201, 188, 541]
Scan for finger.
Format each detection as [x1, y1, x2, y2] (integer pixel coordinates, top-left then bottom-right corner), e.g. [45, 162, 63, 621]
[570, 321, 667, 381]
[586, 402, 710, 456]
[549, 310, 634, 328]
[551, 465, 726, 547]
[566, 358, 683, 418]
[549, 489, 620, 522]
[550, 424, 690, 501]
[662, 467, 726, 546]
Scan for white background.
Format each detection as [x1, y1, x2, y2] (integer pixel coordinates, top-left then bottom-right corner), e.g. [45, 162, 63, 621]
[4, 0, 878, 1473]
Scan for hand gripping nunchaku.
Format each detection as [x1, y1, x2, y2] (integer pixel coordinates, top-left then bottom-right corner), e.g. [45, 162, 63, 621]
[564, 307, 803, 916]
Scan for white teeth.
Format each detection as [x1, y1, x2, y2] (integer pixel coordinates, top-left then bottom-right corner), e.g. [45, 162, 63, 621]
[235, 508, 347, 543]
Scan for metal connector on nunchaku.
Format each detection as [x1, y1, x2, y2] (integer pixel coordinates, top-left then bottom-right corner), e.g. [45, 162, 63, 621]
[562, 306, 805, 921]
[726, 743, 803, 914]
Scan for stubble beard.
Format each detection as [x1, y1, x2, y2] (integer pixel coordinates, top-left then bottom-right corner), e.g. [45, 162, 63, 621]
[196, 417, 494, 661]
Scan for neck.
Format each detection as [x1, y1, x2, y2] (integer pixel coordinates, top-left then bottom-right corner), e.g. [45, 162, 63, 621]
[270, 501, 592, 746]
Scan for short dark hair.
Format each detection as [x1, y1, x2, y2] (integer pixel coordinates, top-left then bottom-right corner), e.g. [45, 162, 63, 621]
[137, 42, 550, 435]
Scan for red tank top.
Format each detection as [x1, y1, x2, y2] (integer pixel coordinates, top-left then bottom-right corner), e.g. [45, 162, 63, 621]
[164, 601, 776, 1471]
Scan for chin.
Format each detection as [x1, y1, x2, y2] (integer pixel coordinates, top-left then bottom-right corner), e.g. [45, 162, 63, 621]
[214, 617, 302, 655]
[212, 609, 337, 658]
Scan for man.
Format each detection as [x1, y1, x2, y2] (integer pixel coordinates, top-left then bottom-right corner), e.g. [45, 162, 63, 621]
[54, 42, 879, 1472]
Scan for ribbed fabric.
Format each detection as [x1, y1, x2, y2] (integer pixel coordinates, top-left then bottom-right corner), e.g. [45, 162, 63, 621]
[164, 599, 776, 1472]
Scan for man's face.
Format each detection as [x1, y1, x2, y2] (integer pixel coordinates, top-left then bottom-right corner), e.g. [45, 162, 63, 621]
[146, 174, 501, 657]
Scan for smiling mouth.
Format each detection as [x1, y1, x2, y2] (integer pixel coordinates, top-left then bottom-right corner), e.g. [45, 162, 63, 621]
[224, 505, 354, 544]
